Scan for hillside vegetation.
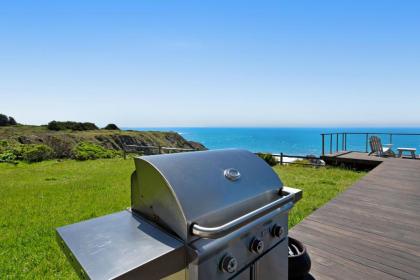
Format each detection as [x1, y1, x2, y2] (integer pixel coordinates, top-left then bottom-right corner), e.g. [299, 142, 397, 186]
[0, 125, 205, 161]
[0, 159, 365, 279]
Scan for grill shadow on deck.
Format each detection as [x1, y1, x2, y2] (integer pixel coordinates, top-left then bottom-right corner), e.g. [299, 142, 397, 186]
[290, 152, 420, 279]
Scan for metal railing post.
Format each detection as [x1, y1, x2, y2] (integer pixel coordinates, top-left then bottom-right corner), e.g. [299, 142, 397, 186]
[344, 133, 347, 151]
[330, 134, 333, 154]
[280, 152, 283, 165]
[321, 134, 325, 156]
[365, 133, 369, 153]
[336, 133, 339, 152]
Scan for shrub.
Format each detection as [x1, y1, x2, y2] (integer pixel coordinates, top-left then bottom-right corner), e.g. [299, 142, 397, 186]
[0, 141, 16, 161]
[72, 142, 119, 160]
[47, 121, 99, 131]
[45, 136, 74, 158]
[0, 140, 8, 148]
[0, 114, 18, 126]
[8, 117, 17, 125]
[47, 121, 60, 131]
[103, 123, 120, 130]
[0, 143, 53, 162]
[79, 122, 98, 130]
[257, 153, 277, 166]
[0, 114, 9, 126]
[0, 150, 17, 161]
[20, 144, 53, 162]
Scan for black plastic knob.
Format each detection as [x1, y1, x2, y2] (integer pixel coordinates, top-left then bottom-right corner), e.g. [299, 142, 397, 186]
[220, 255, 238, 273]
[271, 224, 284, 238]
[250, 238, 264, 254]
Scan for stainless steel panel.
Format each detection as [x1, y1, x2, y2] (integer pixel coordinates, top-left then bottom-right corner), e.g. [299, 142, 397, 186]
[255, 238, 288, 280]
[56, 210, 186, 280]
[132, 149, 283, 240]
[233, 268, 251, 280]
[189, 207, 289, 280]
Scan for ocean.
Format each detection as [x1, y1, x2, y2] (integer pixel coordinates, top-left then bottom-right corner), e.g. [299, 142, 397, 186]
[130, 127, 420, 156]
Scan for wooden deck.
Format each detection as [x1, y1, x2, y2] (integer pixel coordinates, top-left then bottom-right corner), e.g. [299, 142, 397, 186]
[321, 151, 385, 170]
[290, 152, 420, 279]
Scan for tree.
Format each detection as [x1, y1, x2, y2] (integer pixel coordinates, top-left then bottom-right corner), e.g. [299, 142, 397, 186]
[47, 121, 60, 130]
[8, 116, 17, 125]
[0, 114, 9, 126]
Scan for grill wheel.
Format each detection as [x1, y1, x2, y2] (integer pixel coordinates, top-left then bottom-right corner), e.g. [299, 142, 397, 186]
[288, 237, 311, 280]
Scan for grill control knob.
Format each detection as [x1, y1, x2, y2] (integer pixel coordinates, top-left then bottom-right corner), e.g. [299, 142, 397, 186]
[250, 238, 264, 254]
[220, 255, 238, 273]
[271, 224, 284, 238]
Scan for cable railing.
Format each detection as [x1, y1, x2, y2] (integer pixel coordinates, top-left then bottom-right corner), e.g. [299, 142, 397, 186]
[256, 152, 324, 167]
[321, 132, 420, 156]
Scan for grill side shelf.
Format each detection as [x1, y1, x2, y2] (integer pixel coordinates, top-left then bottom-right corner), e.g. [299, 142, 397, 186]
[56, 210, 186, 280]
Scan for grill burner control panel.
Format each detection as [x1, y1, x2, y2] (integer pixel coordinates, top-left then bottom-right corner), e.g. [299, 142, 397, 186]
[193, 211, 288, 279]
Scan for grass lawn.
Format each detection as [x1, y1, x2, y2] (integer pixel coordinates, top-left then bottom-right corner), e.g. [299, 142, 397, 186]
[0, 159, 365, 279]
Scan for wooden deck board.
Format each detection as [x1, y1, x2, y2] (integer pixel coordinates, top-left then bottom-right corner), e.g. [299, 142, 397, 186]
[290, 152, 420, 279]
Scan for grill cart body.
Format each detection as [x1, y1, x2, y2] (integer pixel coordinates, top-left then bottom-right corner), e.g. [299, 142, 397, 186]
[57, 149, 302, 280]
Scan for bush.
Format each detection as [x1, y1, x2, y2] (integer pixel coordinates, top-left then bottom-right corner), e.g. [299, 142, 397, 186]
[20, 145, 53, 162]
[72, 142, 119, 160]
[0, 141, 16, 161]
[103, 123, 120, 130]
[45, 136, 74, 158]
[0, 150, 17, 161]
[0, 143, 53, 162]
[257, 153, 277, 166]
[8, 117, 17, 125]
[0, 114, 9, 126]
[47, 121, 98, 131]
[0, 114, 18, 126]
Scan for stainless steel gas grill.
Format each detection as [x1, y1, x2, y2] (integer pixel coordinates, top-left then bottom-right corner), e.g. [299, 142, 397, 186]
[57, 149, 302, 280]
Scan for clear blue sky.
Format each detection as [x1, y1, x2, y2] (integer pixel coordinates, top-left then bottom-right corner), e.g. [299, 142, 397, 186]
[1, 1, 419, 127]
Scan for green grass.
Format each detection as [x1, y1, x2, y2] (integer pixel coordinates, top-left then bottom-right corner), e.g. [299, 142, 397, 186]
[273, 165, 366, 227]
[0, 159, 365, 279]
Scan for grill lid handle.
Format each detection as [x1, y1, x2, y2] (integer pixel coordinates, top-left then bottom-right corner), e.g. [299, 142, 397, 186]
[191, 187, 301, 239]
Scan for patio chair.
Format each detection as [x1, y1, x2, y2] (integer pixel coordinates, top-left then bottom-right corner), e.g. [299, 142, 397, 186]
[369, 136, 395, 157]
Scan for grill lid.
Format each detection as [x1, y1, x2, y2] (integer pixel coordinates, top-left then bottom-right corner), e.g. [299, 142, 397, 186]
[131, 149, 283, 240]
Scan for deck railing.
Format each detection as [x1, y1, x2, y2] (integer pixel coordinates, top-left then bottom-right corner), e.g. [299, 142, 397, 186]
[321, 132, 420, 156]
[256, 152, 323, 166]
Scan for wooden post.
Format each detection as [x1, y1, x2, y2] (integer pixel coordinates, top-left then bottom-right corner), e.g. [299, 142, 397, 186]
[280, 152, 283, 165]
[158, 146, 162, 154]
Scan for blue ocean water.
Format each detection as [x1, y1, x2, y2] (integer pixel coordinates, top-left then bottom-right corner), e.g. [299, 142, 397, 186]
[129, 127, 420, 156]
